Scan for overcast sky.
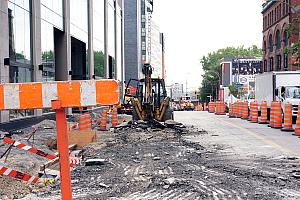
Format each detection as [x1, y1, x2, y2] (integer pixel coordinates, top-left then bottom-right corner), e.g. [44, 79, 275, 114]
[152, 0, 263, 91]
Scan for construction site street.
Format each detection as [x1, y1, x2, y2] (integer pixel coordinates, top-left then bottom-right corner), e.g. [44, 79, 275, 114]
[177, 111, 300, 159]
[3, 110, 300, 199]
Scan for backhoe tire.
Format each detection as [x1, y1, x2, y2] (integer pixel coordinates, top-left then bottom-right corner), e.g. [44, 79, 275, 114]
[162, 107, 174, 121]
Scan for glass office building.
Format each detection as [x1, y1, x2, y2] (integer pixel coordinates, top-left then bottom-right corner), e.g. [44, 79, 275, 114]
[0, 0, 124, 122]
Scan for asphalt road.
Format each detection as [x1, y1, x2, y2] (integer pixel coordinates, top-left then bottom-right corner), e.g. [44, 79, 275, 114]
[176, 111, 300, 159]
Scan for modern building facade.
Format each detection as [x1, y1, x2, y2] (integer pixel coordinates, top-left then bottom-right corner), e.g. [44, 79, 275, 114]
[124, 0, 163, 84]
[262, 0, 300, 72]
[0, 0, 125, 122]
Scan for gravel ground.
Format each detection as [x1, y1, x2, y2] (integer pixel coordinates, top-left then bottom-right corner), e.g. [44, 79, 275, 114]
[20, 124, 300, 200]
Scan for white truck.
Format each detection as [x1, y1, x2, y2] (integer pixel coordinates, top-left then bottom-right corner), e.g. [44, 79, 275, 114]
[255, 71, 300, 117]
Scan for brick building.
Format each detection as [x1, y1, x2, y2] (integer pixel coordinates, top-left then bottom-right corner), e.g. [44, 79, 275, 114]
[262, 0, 300, 72]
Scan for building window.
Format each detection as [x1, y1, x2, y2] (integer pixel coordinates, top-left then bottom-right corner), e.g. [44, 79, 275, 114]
[8, 0, 34, 119]
[283, 31, 288, 47]
[263, 40, 267, 54]
[270, 57, 274, 71]
[264, 59, 268, 72]
[276, 30, 281, 49]
[269, 34, 273, 52]
[284, 54, 288, 70]
[93, 0, 105, 78]
[276, 55, 282, 70]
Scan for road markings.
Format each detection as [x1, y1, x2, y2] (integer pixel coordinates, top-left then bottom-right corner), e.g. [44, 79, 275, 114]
[215, 117, 300, 159]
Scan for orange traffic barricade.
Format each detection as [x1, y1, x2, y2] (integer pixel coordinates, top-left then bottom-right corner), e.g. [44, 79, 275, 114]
[111, 106, 119, 127]
[237, 101, 242, 118]
[282, 102, 294, 132]
[273, 101, 282, 129]
[78, 113, 92, 131]
[268, 101, 275, 128]
[251, 101, 258, 123]
[259, 101, 268, 124]
[294, 104, 300, 136]
[100, 108, 108, 131]
[242, 101, 249, 120]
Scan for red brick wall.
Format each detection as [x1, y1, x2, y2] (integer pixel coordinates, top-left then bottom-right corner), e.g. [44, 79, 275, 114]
[262, 0, 300, 72]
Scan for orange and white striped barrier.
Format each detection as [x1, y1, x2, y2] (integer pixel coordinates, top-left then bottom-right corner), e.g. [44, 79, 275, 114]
[294, 104, 300, 135]
[0, 80, 119, 200]
[273, 101, 282, 129]
[111, 106, 119, 127]
[78, 113, 92, 131]
[282, 102, 294, 132]
[0, 80, 119, 110]
[259, 101, 268, 124]
[0, 165, 40, 184]
[2, 137, 57, 160]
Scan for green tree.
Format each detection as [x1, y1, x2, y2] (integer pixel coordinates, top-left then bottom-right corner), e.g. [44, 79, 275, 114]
[200, 45, 262, 102]
[42, 51, 54, 61]
[94, 51, 105, 77]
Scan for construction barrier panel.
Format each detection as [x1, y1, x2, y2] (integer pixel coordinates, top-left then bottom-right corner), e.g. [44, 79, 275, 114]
[237, 101, 242, 118]
[0, 80, 119, 110]
[282, 102, 294, 132]
[259, 101, 268, 124]
[0, 80, 119, 200]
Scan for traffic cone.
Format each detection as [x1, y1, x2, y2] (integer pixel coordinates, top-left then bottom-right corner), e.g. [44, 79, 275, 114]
[204, 103, 207, 111]
[282, 102, 294, 132]
[78, 113, 92, 131]
[273, 101, 282, 129]
[99, 108, 108, 131]
[233, 102, 238, 118]
[111, 106, 119, 127]
[259, 101, 268, 124]
[237, 101, 242, 118]
[248, 101, 253, 121]
[242, 101, 249, 120]
[251, 101, 258, 123]
[294, 104, 300, 135]
[268, 101, 275, 128]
